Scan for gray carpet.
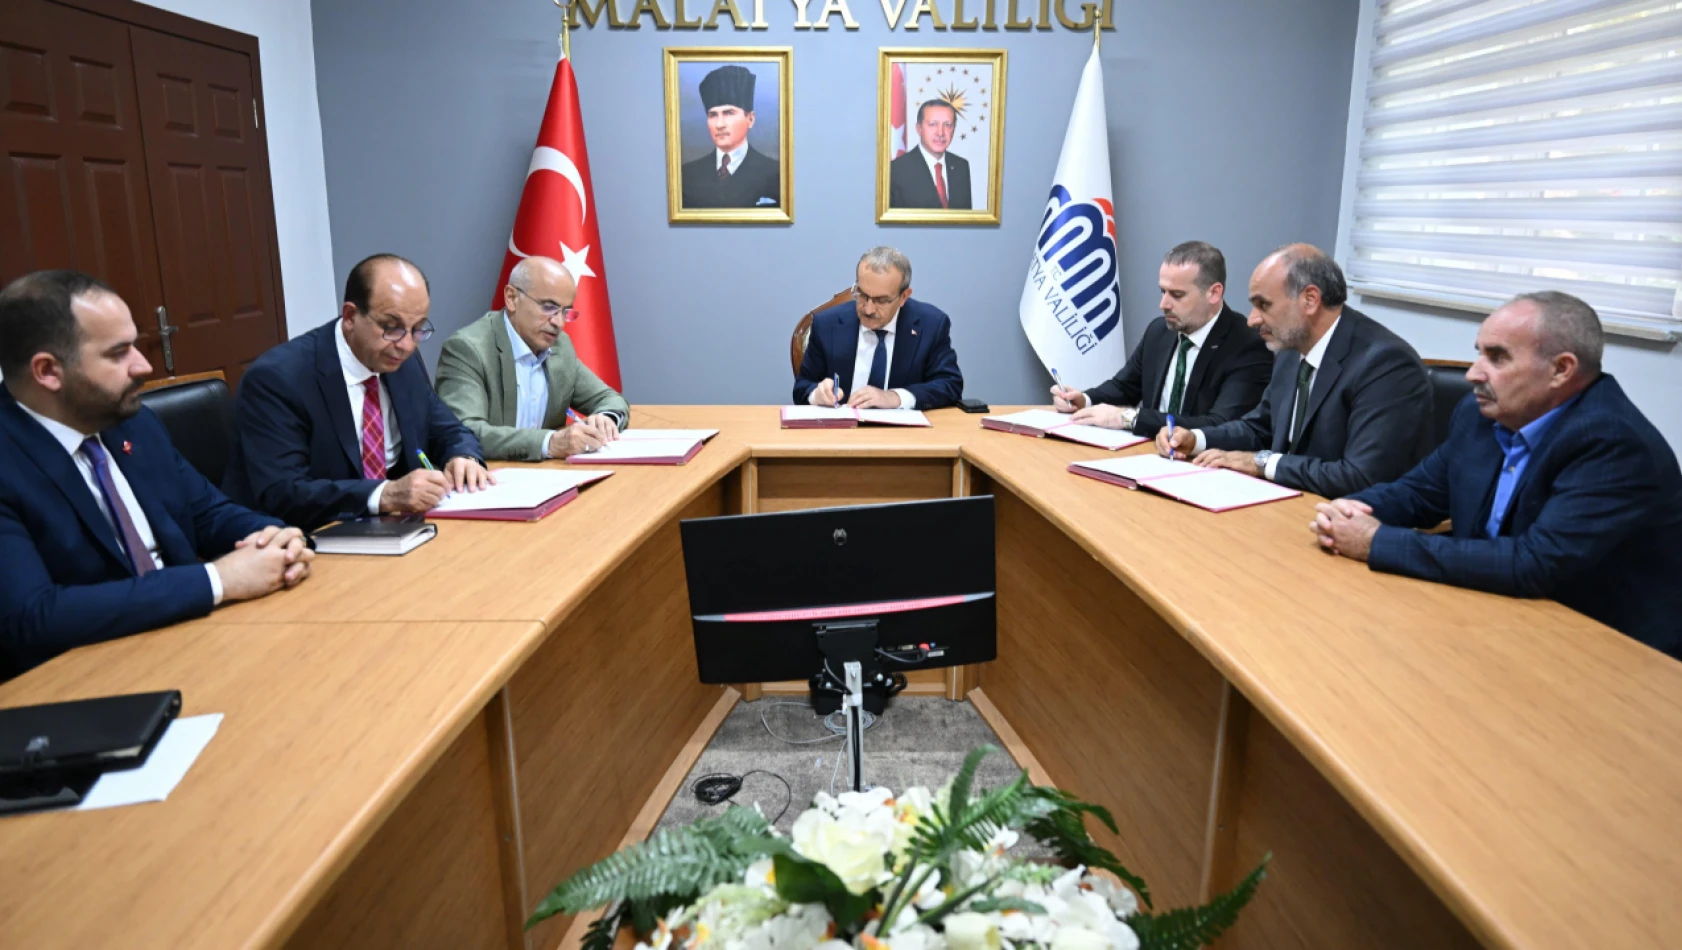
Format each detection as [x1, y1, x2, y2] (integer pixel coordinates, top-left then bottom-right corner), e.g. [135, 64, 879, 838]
[656, 696, 1027, 835]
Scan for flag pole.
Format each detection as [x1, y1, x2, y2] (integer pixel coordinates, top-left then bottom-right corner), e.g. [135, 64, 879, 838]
[1091, 9, 1100, 53]
[554, 0, 572, 60]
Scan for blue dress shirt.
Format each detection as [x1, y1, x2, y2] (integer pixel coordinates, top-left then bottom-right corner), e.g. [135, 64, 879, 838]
[1484, 395, 1580, 538]
[503, 314, 553, 451]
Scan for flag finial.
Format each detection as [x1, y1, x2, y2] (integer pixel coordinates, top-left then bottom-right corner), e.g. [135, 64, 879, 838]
[1092, 11, 1101, 53]
[554, 0, 572, 60]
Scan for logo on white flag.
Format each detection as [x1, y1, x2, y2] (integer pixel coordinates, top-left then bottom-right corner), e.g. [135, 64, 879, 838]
[1027, 185, 1122, 356]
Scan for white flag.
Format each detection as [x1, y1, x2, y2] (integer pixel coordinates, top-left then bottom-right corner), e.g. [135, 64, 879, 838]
[1018, 47, 1126, 391]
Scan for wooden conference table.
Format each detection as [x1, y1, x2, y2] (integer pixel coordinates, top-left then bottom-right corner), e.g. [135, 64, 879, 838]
[1, 406, 1679, 950]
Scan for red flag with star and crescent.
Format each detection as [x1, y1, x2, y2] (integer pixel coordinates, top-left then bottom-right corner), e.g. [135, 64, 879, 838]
[491, 55, 622, 389]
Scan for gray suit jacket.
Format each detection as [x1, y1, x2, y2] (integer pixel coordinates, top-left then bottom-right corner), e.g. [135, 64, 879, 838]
[435, 311, 630, 461]
[1200, 306, 1432, 498]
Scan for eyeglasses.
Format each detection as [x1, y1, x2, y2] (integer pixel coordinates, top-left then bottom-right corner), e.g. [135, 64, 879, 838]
[513, 285, 580, 323]
[360, 310, 435, 343]
[852, 285, 906, 309]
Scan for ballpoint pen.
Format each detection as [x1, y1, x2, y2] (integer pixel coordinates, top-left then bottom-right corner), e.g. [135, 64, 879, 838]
[832, 372, 843, 407]
[1050, 367, 1068, 405]
[1165, 414, 1178, 461]
[416, 449, 436, 471]
[566, 408, 599, 452]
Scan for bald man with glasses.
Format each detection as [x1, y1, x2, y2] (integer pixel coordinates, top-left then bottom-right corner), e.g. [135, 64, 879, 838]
[225, 253, 488, 531]
[436, 256, 630, 461]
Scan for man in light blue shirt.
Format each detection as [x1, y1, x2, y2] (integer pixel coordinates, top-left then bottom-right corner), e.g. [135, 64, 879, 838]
[1483, 393, 1580, 539]
[436, 256, 630, 461]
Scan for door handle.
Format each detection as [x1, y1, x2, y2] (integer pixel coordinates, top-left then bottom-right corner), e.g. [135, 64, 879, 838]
[156, 306, 178, 374]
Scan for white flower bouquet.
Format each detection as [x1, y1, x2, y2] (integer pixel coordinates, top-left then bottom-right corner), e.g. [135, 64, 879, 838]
[530, 747, 1267, 950]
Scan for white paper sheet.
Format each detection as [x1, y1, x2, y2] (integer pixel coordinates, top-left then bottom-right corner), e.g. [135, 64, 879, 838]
[1148, 468, 1300, 512]
[618, 428, 719, 442]
[429, 468, 604, 513]
[781, 406, 858, 422]
[982, 408, 1070, 431]
[1050, 424, 1148, 450]
[1070, 455, 1203, 481]
[857, 409, 932, 427]
[75, 713, 222, 811]
[567, 438, 702, 462]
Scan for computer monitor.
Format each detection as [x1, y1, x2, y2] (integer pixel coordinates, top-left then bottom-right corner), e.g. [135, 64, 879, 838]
[679, 495, 997, 698]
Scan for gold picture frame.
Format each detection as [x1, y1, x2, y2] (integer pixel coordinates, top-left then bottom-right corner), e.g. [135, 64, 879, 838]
[876, 48, 1007, 225]
[664, 46, 794, 224]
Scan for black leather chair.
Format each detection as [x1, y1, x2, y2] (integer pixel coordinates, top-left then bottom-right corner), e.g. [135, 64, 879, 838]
[138, 374, 235, 487]
[1424, 360, 1474, 451]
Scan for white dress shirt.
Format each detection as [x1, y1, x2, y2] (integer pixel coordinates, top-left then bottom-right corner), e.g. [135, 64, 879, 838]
[807, 314, 917, 409]
[18, 403, 223, 604]
[715, 143, 748, 175]
[1156, 315, 1218, 412]
[334, 323, 399, 512]
[504, 313, 557, 458]
[1193, 314, 1342, 482]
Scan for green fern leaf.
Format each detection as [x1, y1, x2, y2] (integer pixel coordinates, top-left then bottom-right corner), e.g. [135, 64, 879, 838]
[1129, 856, 1268, 950]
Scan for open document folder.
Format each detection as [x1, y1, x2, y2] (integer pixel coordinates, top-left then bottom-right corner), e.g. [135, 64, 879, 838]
[1068, 455, 1300, 512]
[428, 468, 612, 521]
[779, 406, 932, 429]
[981, 409, 1146, 450]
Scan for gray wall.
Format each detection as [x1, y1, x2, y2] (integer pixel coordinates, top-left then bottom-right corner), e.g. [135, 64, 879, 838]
[312, 0, 1359, 406]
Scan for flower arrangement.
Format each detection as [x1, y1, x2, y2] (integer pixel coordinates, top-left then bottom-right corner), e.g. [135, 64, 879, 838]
[530, 747, 1267, 950]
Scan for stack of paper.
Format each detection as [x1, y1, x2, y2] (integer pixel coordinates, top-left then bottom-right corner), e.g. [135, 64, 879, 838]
[566, 437, 707, 465]
[1068, 456, 1300, 512]
[982, 409, 1147, 450]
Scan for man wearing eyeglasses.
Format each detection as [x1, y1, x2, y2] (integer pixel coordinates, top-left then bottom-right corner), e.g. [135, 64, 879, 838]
[435, 256, 629, 460]
[224, 253, 489, 531]
[793, 246, 964, 410]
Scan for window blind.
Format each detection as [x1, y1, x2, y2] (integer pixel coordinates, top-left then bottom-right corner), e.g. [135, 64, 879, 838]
[1350, 0, 1682, 338]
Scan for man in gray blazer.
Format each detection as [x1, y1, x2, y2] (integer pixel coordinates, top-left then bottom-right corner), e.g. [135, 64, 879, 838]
[1155, 244, 1432, 498]
[436, 256, 630, 460]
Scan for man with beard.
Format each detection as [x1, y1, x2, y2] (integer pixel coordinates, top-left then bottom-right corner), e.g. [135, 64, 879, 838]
[1155, 244, 1432, 498]
[1311, 292, 1682, 658]
[0, 270, 313, 679]
[680, 65, 781, 210]
[1050, 241, 1271, 435]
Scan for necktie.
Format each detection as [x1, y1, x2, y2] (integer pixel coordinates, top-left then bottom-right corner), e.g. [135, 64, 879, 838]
[360, 376, 387, 480]
[718, 154, 731, 179]
[1288, 359, 1314, 451]
[1166, 334, 1193, 415]
[79, 437, 154, 576]
[933, 161, 949, 209]
[867, 329, 889, 390]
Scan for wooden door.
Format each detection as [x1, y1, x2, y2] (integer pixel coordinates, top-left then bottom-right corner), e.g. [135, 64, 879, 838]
[0, 0, 286, 389]
[129, 25, 281, 389]
[0, 0, 168, 370]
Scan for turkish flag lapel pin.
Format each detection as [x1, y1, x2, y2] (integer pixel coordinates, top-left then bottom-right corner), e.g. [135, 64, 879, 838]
[122, 441, 133, 455]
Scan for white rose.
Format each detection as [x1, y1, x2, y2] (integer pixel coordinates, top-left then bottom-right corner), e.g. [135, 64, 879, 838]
[791, 810, 889, 894]
[1048, 926, 1109, 950]
[942, 913, 1001, 950]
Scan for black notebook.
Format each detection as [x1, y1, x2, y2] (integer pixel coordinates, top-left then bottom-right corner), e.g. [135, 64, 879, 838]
[312, 516, 437, 556]
[0, 690, 181, 815]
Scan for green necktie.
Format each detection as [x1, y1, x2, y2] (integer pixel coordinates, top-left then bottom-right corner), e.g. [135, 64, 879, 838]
[1166, 334, 1193, 415]
[1288, 358, 1314, 451]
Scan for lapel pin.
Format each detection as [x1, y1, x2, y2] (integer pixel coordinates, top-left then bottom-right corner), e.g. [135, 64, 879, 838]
[122, 441, 133, 455]
[911, 329, 919, 336]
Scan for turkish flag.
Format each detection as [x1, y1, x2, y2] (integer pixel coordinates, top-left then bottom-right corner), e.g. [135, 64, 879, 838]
[492, 56, 622, 389]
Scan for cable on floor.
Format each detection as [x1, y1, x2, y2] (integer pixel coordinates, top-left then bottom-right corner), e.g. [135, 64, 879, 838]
[691, 769, 793, 826]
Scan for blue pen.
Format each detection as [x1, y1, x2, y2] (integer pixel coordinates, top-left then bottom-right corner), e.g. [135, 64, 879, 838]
[1165, 414, 1178, 461]
[1050, 367, 1071, 407]
[566, 407, 599, 452]
[832, 372, 843, 407]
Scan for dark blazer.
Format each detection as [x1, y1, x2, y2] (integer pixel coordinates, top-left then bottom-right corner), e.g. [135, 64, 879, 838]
[1351, 379, 1682, 657]
[1084, 305, 1272, 435]
[793, 298, 964, 410]
[680, 146, 781, 209]
[224, 319, 482, 531]
[1200, 307, 1432, 498]
[0, 391, 280, 679]
[888, 147, 972, 210]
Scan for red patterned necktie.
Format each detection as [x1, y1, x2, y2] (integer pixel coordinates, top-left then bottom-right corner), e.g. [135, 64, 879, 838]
[934, 161, 949, 209]
[360, 376, 387, 480]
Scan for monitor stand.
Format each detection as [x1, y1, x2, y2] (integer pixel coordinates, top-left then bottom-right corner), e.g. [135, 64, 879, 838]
[812, 620, 888, 792]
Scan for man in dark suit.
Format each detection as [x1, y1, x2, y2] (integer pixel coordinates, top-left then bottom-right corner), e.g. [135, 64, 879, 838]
[1312, 292, 1682, 657]
[1052, 241, 1271, 435]
[888, 100, 972, 210]
[0, 270, 313, 679]
[1158, 244, 1432, 498]
[225, 254, 489, 531]
[793, 246, 964, 410]
[680, 65, 781, 210]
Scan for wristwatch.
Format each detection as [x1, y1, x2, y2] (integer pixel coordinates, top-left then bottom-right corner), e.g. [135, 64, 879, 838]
[1252, 450, 1276, 477]
[1120, 407, 1139, 429]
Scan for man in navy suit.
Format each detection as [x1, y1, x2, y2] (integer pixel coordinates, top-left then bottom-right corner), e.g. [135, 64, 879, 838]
[225, 254, 490, 531]
[793, 246, 964, 410]
[1313, 292, 1682, 657]
[0, 271, 313, 679]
